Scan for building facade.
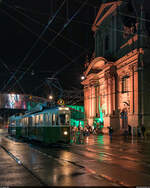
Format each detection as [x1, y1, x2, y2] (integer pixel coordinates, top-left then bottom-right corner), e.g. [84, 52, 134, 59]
[81, 0, 150, 134]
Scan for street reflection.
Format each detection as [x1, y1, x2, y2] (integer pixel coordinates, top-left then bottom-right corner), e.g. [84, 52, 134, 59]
[70, 133, 150, 175]
[97, 135, 104, 161]
[1, 128, 150, 186]
[60, 150, 72, 161]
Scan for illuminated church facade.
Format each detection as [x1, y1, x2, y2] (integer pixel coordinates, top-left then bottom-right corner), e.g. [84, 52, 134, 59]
[81, 0, 150, 134]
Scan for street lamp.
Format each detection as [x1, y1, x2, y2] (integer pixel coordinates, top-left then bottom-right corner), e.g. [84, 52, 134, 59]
[49, 95, 53, 100]
[81, 75, 85, 80]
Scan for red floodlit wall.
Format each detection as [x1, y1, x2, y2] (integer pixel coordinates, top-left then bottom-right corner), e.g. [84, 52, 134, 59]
[81, 0, 150, 134]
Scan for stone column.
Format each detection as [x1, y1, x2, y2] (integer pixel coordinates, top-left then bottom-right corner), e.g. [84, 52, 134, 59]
[129, 64, 134, 114]
[104, 72, 109, 115]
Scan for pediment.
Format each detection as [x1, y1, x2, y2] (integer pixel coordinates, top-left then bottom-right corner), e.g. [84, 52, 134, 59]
[85, 57, 108, 77]
[92, 1, 122, 32]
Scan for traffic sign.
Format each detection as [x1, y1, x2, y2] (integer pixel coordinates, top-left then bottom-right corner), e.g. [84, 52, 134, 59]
[57, 99, 64, 105]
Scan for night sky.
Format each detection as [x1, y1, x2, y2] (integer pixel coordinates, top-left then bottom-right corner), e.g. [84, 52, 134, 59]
[0, 0, 101, 98]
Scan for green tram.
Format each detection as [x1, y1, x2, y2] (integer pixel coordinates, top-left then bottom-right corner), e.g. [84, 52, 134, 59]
[8, 106, 71, 144]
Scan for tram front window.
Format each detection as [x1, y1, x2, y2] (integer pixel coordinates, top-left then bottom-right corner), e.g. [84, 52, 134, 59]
[59, 114, 69, 125]
[59, 114, 65, 125]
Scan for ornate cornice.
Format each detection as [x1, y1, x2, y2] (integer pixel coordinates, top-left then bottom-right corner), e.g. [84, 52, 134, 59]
[128, 63, 138, 72]
[85, 57, 108, 77]
[104, 66, 117, 79]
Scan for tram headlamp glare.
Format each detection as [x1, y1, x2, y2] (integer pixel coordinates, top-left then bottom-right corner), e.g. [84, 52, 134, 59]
[64, 131, 68, 135]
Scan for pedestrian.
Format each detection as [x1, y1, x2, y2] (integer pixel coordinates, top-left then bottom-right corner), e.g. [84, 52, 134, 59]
[93, 128, 97, 135]
[124, 129, 128, 140]
[84, 126, 89, 136]
[79, 129, 84, 144]
[128, 125, 131, 136]
[76, 128, 81, 144]
[108, 126, 113, 141]
[71, 126, 74, 138]
[72, 127, 77, 143]
[141, 126, 146, 138]
[137, 126, 141, 137]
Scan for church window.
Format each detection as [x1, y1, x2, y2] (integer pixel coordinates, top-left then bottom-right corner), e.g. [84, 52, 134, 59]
[122, 76, 129, 93]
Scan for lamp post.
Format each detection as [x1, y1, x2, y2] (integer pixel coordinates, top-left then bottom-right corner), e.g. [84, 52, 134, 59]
[49, 95, 53, 100]
[81, 76, 85, 80]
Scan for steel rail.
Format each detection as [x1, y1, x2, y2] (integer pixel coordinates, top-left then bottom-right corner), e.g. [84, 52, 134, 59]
[0, 143, 48, 186]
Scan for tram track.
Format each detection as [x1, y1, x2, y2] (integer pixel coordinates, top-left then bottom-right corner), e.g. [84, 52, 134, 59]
[30, 144, 128, 187]
[1, 137, 121, 186]
[29, 141, 150, 187]
[2, 133, 150, 186]
[0, 143, 48, 186]
[2, 135, 140, 186]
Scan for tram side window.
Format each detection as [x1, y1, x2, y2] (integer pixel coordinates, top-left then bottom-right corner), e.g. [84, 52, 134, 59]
[59, 114, 65, 125]
[35, 115, 38, 126]
[56, 114, 58, 125]
[23, 118, 26, 126]
[32, 116, 35, 126]
[45, 113, 48, 125]
[17, 120, 21, 126]
[40, 114, 43, 126]
[29, 117, 32, 127]
[48, 113, 52, 126]
[16, 120, 19, 126]
[26, 118, 28, 126]
[38, 115, 40, 126]
[66, 114, 69, 125]
[22, 118, 24, 126]
[52, 113, 55, 125]
[20, 119, 23, 126]
[24, 118, 27, 127]
[23, 119, 25, 126]
[11, 120, 15, 127]
[43, 113, 45, 125]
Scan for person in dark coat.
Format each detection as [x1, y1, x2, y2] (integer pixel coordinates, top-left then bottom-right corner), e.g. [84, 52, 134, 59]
[128, 125, 131, 136]
[108, 126, 113, 141]
[137, 126, 141, 137]
[141, 126, 146, 137]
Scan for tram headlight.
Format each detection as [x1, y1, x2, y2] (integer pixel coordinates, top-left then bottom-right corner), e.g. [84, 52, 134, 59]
[64, 131, 68, 135]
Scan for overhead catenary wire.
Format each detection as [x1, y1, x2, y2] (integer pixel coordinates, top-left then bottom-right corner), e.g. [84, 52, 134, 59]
[13, 4, 92, 26]
[9, 49, 87, 94]
[7, 0, 89, 91]
[1, 0, 91, 93]
[0, 7, 71, 62]
[4, 2, 89, 52]
[10, 1, 150, 43]
[0, 57, 25, 93]
[0, 8, 73, 92]
[2, 5, 150, 94]
[1, 0, 66, 92]
[2, 0, 150, 95]
[7, 2, 150, 39]
[0, 6, 88, 96]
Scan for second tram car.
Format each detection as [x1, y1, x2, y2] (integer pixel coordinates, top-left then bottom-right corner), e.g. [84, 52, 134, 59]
[8, 106, 71, 144]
